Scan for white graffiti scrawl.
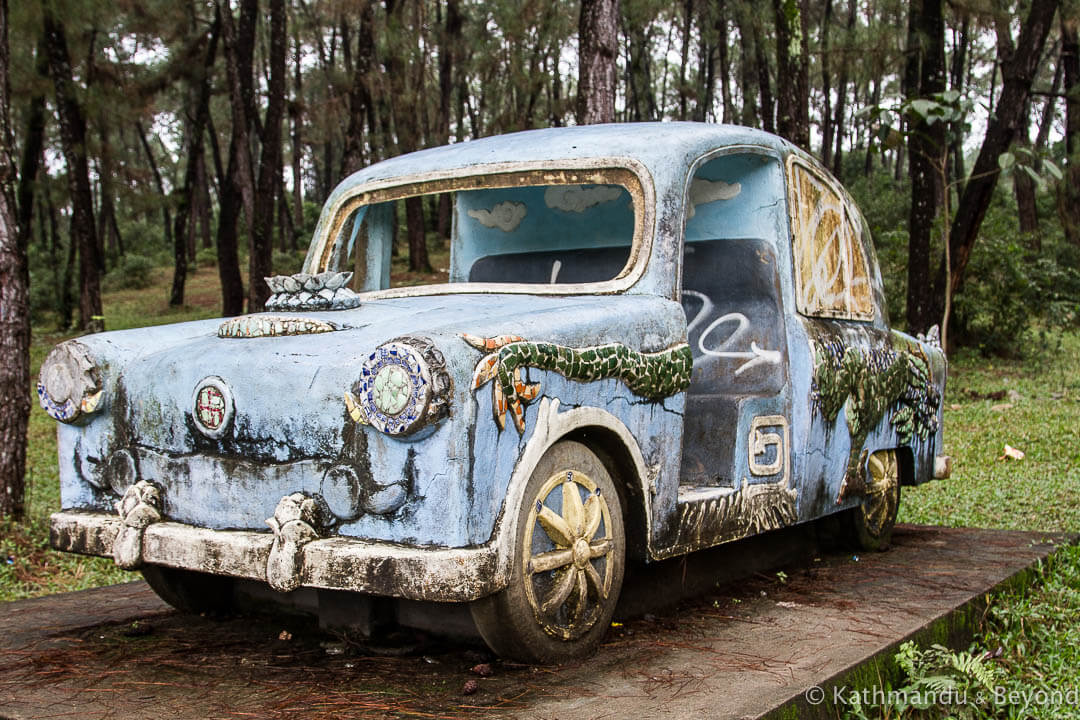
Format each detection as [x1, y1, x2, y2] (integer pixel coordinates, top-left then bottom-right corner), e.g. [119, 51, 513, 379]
[788, 161, 874, 320]
[683, 291, 781, 376]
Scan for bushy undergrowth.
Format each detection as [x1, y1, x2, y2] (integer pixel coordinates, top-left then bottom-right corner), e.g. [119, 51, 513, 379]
[102, 253, 155, 291]
[847, 167, 1080, 356]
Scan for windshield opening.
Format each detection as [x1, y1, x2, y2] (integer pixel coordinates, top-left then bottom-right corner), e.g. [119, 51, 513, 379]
[310, 168, 644, 293]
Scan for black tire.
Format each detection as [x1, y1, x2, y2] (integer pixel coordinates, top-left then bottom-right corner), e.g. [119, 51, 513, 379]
[471, 440, 625, 663]
[140, 565, 236, 615]
[849, 449, 901, 552]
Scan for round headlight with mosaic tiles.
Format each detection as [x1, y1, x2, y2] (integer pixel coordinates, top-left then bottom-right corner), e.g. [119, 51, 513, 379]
[37, 341, 103, 423]
[346, 337, 451, 436]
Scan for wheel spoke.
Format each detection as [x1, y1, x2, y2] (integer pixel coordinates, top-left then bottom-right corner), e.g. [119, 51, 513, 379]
[588, 539, 611, 559]
[537, 505, 574, 547]
[582, 558, 606, 600]
[541, 567, 577, 614]
[583, 494, 602, 539]
[571, 568, 589, 624]
[562, 477, 585, 535]
[868, 452, 885, 479]
[530, 548, 574, 574]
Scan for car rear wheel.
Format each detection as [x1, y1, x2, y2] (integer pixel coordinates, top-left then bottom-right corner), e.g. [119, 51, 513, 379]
[850, 449, 901, 551]
[471, 440, 625, 663]
[141, 565, 236, 615]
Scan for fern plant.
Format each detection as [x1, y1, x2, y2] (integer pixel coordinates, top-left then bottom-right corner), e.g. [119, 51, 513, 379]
[842, 641, 1002, 719]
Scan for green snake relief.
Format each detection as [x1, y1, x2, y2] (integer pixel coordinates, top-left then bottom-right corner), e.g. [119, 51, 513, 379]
[465, 334, 693, 432]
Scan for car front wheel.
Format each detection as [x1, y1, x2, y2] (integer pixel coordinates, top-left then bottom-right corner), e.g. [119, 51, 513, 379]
[471, 440, 625, 663]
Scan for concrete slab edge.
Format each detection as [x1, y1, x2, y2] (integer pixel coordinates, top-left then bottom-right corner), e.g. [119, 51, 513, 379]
[761, 533, 1079, 720]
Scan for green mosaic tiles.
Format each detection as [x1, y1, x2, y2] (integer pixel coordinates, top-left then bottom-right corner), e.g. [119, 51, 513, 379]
[465, 334, 693, 432]
[811, 336, 941, 494]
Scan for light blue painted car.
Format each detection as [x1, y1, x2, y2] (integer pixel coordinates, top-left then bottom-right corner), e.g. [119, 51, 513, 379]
[42, 123, 949, 662]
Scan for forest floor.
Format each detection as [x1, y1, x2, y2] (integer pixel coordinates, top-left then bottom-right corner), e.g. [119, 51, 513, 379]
[3, 261, 1080, 716]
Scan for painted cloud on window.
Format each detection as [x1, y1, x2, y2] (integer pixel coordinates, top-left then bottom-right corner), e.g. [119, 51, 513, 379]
[467, 201, 527, 232]
[544, 185, 623, 213]
[687, 178, 741, 218]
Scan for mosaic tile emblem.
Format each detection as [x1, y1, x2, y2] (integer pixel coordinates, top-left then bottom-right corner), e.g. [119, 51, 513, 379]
[464, 334, 694, 432]
[191, 376, 234, 438]
[218, 315, 338, 338]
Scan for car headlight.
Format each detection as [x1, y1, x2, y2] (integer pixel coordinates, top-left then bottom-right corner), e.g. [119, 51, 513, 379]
[37, 341, 103, 423]
[345, 336, 451, 436]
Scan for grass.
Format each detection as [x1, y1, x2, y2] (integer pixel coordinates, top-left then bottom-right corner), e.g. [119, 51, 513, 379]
[899, 334, 1080, 532]
[3, 265, 226, 601]
[852, 334, 1080, 719]
[3, 260, 1079, 714]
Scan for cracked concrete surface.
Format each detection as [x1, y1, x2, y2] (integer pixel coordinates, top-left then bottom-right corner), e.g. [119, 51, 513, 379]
[0, 525, 1071, 720]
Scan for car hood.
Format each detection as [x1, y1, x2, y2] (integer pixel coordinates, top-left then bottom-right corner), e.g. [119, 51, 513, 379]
[76, 293, 686, 460]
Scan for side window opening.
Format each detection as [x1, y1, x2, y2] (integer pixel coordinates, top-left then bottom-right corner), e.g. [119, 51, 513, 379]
[787, 158, 875, 321]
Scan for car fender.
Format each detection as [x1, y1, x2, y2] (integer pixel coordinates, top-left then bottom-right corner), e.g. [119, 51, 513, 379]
[485, 397, 652, 593]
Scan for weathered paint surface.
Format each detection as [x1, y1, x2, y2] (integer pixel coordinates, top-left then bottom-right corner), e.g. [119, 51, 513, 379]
[41, 123, 948, 606]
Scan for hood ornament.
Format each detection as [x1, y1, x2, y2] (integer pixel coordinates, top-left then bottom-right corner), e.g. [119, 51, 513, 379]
[264, 271, 361, 311]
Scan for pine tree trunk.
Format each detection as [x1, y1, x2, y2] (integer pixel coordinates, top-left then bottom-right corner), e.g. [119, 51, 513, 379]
[906, 0, 946, 335]
[935, 0, 1058, 319]
[576, 0, 619, 124]
[1060, 16, 1080, 247]
[172, 11, 219, 306]
[290, 31, 302, 245]
[216, 0, 258, 316]
[820, 0, 834, 167]
[0, 0, 29, 520]
[1014, 99, 1039, 237]
[752, 12, 774, 132]
[43, 8, 102, 332]
[248, 0, 286, 313]
[832, 0, 856, 179]
[436, 0, 461, 238]
[734, 3, 758, 126]
[716, 3, 733, 123]
[136, 121, 174, 275]
[341, 1, 375, 177]
[773, 0, 809, 149]
[16, 35, 46, 251]
[949, 15, 970, 193]
[624, 9, 657, 122]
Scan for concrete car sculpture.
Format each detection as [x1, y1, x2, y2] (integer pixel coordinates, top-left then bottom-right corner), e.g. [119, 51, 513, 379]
[42, 123, 950, 663]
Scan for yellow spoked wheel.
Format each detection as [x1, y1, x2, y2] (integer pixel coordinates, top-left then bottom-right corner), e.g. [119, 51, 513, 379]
[471, 440, 625, 663]
[851, 449, 901, 551]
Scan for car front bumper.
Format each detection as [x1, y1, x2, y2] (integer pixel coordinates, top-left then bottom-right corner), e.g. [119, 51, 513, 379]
[50, 510, 505, 602]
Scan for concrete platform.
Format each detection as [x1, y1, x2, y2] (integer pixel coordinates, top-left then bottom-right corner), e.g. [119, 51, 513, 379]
[0, 524, 1071, 720]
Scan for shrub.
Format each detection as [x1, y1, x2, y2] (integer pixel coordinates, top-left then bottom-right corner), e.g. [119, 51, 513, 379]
[272, 249, 305, 276]
[103, 253, 155, 291]
[951, 203, 1080, 356]
[195, 247, 217, 268]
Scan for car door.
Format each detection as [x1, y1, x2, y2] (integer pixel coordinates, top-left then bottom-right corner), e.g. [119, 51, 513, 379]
[669, 149, 799, 554]
[783, 155, 893, 520]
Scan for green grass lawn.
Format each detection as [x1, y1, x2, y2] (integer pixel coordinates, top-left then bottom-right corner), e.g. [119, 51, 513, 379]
[2, 263, 1078, 716]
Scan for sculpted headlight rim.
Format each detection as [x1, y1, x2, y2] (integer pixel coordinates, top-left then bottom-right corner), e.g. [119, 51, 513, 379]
[37, 341, 103, 423]
[345, 336, 451, 436]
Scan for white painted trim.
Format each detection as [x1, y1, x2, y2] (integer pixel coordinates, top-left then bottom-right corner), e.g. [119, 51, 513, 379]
[50, 512, 502, 602]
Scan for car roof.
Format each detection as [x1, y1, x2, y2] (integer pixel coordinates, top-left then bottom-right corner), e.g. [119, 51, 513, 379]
[335, 122, 797, 191]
